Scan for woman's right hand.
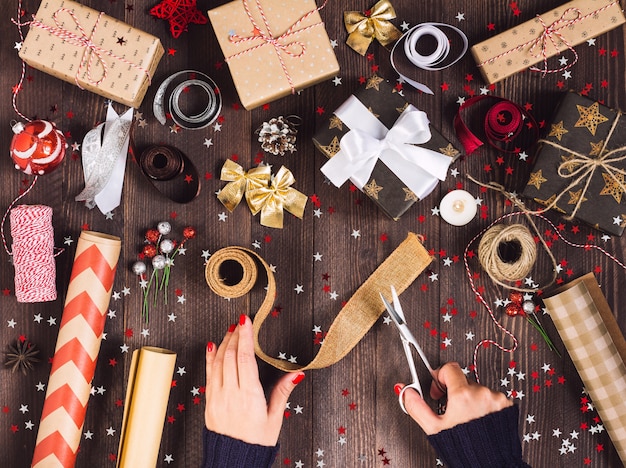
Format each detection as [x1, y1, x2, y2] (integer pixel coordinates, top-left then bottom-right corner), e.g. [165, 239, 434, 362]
[396, 361, 513, 435]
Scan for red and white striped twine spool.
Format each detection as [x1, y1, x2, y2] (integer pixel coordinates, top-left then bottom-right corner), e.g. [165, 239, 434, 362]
[9, 205, 57, 303]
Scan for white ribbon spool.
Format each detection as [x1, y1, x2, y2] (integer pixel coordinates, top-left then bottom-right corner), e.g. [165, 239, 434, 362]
[391, 22, 469, 94]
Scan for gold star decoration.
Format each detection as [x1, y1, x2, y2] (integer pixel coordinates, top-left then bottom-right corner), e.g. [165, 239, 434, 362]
[600, 172, 626, 203]
[560, 154, 580, 173]
[396, 102, 409, 114]
[439, 143, 460, 158]
[402, 187, 417, 202]
[321, 136, 341, 156]
[574, 102, 609, 136]
[548, 121, 569, 141]
[567, 189, 588, 205]
[527, 170, 548, 190]
[363, 179, 383, 199]
[534, 194, 566, 213]
[328, 116, 343, 130]
[365, 75, 384, 91]
[367, 106, 380, 119]
[589, 140, 605, 156]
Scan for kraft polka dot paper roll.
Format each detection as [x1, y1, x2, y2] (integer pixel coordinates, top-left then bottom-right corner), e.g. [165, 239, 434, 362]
[31, 231, 121, 468]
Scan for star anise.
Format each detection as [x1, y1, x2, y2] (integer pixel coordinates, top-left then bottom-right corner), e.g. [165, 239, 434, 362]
[4, 340, 40, 375]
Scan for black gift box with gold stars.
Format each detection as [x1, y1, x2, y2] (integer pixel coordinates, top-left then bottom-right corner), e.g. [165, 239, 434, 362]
[313, 75, 461, 220]
[522, 91, 626, 237]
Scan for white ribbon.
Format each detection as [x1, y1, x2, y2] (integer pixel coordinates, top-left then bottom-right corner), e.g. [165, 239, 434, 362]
[390, 23, 468, 94]
[75, 103, 133, 214]
[320, 96, 452, 200]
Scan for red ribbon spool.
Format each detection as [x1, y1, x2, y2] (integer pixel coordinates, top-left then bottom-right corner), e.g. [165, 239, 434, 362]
[453, 96, 538, 156]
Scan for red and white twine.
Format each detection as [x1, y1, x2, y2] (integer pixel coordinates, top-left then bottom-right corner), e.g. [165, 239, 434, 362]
[1, 178, 63, 303]
[466, 210, 626, 384]
[227, 0, 329, 93]
[12, 0, 31, 122]
[7, 205, 60, 303]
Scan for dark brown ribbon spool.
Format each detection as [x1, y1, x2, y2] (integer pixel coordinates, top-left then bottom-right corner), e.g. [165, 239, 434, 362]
[138, 145, 200, 203]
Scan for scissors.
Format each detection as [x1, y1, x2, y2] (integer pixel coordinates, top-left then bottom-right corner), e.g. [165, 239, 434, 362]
[380, 286, 446, 414]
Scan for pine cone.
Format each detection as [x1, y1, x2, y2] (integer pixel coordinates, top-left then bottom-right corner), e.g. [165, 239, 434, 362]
[257, 116, 298, 156]
[4, 340, 40, 375]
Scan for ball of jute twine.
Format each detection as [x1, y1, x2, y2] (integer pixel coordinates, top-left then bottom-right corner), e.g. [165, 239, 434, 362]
[477, 223, 537, 289]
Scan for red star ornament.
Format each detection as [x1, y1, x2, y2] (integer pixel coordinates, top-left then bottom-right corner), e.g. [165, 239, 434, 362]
[150, 0, 208, 39]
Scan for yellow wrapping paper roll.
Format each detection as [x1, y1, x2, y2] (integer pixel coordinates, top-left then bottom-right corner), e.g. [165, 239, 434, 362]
[117, 346, 177, 468]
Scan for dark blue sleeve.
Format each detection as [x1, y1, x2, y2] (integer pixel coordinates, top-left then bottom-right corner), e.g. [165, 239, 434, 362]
[202, 427, 279, 468]
[427, 405, 531, 468]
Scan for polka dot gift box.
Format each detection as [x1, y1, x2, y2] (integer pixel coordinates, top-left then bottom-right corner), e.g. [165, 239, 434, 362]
[208, 0, 339, 110]
[470, 0, 625, 85]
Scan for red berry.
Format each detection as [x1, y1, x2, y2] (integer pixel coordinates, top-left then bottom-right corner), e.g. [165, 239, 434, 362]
[509, 291, 523, 305]
[145, 229, 160, 243]
[142, 244, 157, 258]
[505, 303, 522, 317]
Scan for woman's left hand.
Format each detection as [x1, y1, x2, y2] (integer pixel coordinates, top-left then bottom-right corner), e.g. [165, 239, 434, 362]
[205, 314, 304, 446]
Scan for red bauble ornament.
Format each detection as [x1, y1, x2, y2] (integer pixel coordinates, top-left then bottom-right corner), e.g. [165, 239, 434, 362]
[10, 121, 67, 175]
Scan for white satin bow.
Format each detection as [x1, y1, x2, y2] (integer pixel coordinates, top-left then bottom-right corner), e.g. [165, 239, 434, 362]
[321, 96, 452, 200]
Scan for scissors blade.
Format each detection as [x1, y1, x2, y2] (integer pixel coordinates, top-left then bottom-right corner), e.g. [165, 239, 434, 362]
[379, 292, 403, 328]
[390, 286, 406, 323]
[384, 288, 447, 396]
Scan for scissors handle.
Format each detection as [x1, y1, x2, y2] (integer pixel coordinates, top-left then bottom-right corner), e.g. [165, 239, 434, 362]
[398, 380, 448, 416]
[404, 336, 447, 396]
[398, 382, 423, 414]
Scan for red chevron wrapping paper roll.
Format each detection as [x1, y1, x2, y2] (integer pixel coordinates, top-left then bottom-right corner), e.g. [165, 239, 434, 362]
[32, 231, 121, 468]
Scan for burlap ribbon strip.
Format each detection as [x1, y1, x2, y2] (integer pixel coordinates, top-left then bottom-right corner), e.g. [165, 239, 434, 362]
[205, 232, 432, 371]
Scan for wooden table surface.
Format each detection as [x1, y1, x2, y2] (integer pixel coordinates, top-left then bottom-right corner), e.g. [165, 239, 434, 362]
[1, 0, 625, 466]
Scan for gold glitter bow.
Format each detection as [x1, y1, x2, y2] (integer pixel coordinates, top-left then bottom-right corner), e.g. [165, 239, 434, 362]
[344, 0, 401, 56]
[217, 159, 271, 212]
[246, 166, 307, 228]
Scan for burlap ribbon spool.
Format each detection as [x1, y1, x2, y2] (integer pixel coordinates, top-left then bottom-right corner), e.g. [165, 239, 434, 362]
[205, 232, 432, 372]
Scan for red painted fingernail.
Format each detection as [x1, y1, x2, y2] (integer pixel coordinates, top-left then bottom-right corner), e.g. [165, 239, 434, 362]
[394, 384, 402, 395]
[228, 324, 236, 333]
[239, 314, 247, 326]
[207, 342, 214, 352]
[292, 373, 305, 385]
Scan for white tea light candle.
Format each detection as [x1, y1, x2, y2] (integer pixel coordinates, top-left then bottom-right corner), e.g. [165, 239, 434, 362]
[440, 190, 477, 226]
